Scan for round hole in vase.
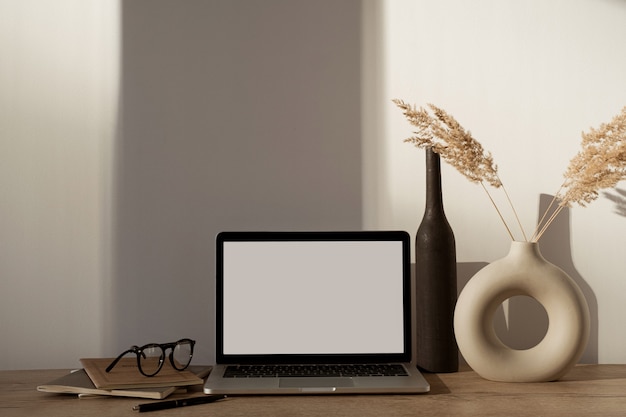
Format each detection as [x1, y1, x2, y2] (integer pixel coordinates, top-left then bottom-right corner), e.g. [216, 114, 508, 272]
[493, 295, 549, 351]
[454, 241, 590, 382]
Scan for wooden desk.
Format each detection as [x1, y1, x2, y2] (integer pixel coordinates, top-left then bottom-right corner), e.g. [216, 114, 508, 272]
[2, 365, 625, 416]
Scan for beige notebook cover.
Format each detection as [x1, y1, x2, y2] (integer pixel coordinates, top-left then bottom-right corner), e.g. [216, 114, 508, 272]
[37, 369, 178, 399]
[37, 366, 211, 399]
[80, 357, 205, 390]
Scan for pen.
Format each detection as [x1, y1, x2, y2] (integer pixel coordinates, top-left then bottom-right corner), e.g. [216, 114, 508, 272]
[133, 394, 226, 412]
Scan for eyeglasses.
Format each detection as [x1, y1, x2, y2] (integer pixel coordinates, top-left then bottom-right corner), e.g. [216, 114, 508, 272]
[106, 338, 195, 377]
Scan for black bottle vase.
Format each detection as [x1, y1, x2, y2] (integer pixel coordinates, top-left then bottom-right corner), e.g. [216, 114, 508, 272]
[414, 148, 459, 373]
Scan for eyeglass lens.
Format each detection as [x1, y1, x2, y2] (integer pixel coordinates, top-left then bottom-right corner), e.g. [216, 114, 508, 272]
[137, 339, 194, 376]
[139, 344, 165, 376]
[171, 339, 193, 370]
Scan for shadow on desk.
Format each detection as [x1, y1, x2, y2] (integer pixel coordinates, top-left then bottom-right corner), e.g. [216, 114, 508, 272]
[561, 364, 626, 382]
[422, 372, 453, 395]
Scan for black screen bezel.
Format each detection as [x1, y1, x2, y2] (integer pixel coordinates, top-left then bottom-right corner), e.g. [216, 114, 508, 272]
[215, 230, 412, 365]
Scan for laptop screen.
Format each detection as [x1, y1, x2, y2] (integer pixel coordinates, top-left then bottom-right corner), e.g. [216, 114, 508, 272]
[216, 231, 411, 364]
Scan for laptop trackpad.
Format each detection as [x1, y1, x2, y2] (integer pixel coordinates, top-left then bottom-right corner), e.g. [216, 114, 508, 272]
[279, 377, 354, 388]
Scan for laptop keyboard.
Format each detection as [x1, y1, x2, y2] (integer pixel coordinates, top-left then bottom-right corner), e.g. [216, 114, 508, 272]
[223, 364, 409, 378]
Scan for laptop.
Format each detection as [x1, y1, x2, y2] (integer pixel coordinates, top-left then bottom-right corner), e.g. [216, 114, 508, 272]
[204, 231, 430, 395]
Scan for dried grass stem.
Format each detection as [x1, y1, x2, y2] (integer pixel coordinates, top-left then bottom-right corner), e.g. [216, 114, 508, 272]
[394, 100, 626, 242]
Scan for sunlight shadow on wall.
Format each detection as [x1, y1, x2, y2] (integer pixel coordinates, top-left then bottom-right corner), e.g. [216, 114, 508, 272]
[108, 0, 363, 365]
[603, 188, 626, 217]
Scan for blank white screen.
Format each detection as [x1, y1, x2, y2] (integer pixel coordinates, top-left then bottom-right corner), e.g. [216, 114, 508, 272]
[222, 240, 405, 355]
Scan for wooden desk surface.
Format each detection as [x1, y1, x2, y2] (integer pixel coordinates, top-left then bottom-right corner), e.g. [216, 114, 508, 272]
[2, 365, 625, 417]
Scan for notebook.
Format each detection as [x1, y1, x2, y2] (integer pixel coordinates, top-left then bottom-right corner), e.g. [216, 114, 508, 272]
[204, 231, 430, 395]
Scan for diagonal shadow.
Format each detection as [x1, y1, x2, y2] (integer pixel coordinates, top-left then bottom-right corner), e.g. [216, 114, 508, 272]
[603, 187, 626, 217]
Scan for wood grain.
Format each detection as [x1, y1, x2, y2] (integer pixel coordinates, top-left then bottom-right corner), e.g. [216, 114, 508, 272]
[2, 365, 626, 416]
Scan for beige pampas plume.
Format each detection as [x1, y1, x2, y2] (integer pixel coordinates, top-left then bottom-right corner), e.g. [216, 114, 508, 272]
[393, 99, 521, 241]
[393, 99, 626, 242]
[560, 106, 626, 207]
[533, 106, 626, 241]
[392, 99, 501, 188]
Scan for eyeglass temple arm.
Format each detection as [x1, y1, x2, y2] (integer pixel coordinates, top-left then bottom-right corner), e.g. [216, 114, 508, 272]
[105, 347, 137, 373]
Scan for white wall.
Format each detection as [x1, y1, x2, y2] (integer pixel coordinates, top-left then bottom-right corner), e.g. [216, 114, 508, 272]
[0, 0, 119, 369]
[2, 0, 625, 370]
[363, 0, 626, 363]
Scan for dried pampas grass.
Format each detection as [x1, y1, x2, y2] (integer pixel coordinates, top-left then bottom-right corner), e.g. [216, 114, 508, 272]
[533, 106, 626, 241]
[392, 99, 501, 188]
[394, 99, 626, 242]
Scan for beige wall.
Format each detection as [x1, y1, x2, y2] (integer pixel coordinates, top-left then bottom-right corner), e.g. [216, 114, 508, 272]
[2, 0, 625, 370]
[363, 0, 626, 364]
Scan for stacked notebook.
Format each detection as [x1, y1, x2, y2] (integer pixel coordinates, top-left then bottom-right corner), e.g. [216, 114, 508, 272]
[37, 358, 210, 400]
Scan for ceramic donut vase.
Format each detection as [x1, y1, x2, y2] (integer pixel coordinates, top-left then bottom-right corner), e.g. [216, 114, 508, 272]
[454, 241, 590, 382]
